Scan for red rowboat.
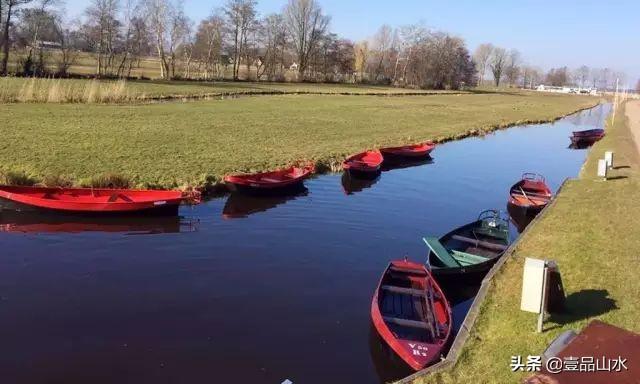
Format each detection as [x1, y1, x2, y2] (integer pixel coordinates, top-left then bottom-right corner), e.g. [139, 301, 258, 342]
[380, 142, 436, 159]
[223, 165, 314, 193]
[508, 173, 553, 213]
[343, 150, 383, 176]
[371, 259, 452, 371]
[0, 185, 185, 215]
[570, 129, 605, 145]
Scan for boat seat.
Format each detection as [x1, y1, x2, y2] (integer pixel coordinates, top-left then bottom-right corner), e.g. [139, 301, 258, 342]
[382, 285, 442, 300]
[451, 235, 508, 251]
[108, 193, 133, 203]
[451, 250, 490, 264]
[389, 265, 427, 275]
[381, 285, 426, 297]
[511, 190, 550, 199]
[383, 316, 429, 330]
[260, 177, 282, 183]
[423, 237, 461, 268]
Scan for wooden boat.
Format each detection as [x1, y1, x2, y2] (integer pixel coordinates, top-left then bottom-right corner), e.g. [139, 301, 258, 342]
[508, 173, 553, 214]
[424, 210, 510, 284]
[380, 142, 435, 160]
[570, 128, 605, 145]
[0, 185, 185, 215]
[371, 259, 452, 371]
[343, 150, 384, 178]
[223, 165, 314, 194]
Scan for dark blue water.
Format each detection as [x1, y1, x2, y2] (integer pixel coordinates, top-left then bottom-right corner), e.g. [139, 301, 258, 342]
[0, 104, 610, 384]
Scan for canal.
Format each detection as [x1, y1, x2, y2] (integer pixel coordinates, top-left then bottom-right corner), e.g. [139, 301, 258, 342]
[0, 104, 610, 384]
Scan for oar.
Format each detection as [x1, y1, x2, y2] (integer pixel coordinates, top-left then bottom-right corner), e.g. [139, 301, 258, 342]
[519, 186, 537, 205]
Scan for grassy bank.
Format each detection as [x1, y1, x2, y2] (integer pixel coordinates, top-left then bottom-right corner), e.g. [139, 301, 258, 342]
[418, 102, 639, 383]
[0, 92, 597, 189]
[0, 77, 455, 104]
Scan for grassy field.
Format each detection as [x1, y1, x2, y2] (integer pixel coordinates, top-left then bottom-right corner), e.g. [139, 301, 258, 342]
[418, 102, 639, 383]
[0, 77, 457, 103]
[0, 90, 596, 189]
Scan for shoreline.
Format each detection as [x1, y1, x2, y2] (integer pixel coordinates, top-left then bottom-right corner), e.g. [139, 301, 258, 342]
[0, 101, 601, 195]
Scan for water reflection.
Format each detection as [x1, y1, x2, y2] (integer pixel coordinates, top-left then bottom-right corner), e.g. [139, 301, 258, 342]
[222, 188, 308, 218]
[341, 173, 380, 195]
[507, 202, 536, 233]
[382, 157, 433, 172]
[0, 210, 197, 234]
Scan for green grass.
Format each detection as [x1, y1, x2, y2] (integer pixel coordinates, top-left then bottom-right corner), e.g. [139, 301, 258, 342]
[418, 102, 639, 384]
[0, 92, 596, 189]
[0, 77, 457, 104]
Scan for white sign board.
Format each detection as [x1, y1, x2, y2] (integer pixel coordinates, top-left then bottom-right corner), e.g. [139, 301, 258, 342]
[605, 151, 614, 168]
[521, 258, 546, 313]
[597, 159, 608, 179]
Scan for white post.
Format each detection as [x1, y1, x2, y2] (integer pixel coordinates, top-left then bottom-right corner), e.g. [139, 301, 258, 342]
[605, 151, 614, 168]
[537, 263, 549, 333]
[598, 159, 608, 180]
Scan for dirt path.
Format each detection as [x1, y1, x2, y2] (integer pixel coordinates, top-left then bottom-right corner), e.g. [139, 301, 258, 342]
[625, 100, 640, 156]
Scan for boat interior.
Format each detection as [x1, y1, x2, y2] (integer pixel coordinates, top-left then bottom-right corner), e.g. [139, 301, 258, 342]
[379, 265, 445, 343]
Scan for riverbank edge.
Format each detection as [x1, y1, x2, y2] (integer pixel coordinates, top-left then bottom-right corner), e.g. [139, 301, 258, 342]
[398, 102, 621, 384]
[0, 100, 602, 194]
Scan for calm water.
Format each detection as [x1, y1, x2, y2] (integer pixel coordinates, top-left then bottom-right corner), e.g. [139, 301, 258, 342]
[0, 104, 610, 384]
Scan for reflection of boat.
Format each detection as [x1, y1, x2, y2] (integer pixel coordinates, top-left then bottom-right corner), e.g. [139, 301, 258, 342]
[568, 142, 593, 150]
[0, 185, 185, 215]
[368, 324, 414, 384]
[223, 165, 314, 194]
[380, 142, 435, 160]
[341, 173, 379, 195]
[381, 157, 433, 172]
[508, 173, 553, 216]
[371, 259, 452, 371]
[222, 188, 308, 219]
[424, 210, 510, 284]
[507, 202, 535, 233]
[570, 128, 604, 146]
[343, 150, 383, 179]
[0, 210, 196, 234]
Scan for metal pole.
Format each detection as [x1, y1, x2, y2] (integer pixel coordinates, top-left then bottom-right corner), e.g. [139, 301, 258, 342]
[537, 262, 548, 333]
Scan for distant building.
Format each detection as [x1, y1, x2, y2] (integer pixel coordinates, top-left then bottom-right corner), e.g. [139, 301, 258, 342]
[32, 40, 62, 50]
[289, 62, 298, 71]
[536, 84, 599, 96]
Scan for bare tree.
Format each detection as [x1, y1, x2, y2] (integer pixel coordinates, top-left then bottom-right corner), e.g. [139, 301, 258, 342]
[577, 65, 589, 88]
[145, 0, 171, 78]
[370, 24, 392, 82]
[167, 2, 189, 79]
[284, 0, 329, 79]
[489, 47, 507, 86]
[193, 13, 224, 79]
[2, 0, 35, 74]
[224, 0, 256, 80]
[473, 43, 493, 86]
[504, 49, 520, 86]
[85, 0, 120, 76]
[259, 13, 287, 81]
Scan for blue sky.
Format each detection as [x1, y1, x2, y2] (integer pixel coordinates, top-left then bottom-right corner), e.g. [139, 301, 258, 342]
[65, 0, 639, 85]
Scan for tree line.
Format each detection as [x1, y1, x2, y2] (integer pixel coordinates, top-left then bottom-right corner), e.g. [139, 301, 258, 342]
[472, 43, 628, 91]
[0, 0, 477, 89]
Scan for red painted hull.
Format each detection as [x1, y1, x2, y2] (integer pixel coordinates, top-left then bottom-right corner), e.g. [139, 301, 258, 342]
[371, 260, 452, 371]
[0, 185, 184, 215]
[224, 165, 314, 191]
[343, 150, 384, 174]
[380, 142, 436, 159]
[508, 174, 553, 210]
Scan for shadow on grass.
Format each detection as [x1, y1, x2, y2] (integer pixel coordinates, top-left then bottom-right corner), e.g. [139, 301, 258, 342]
[606, 175, 629, 181]
[613, 165, 631, 170]
[547, 289, 617, 329]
